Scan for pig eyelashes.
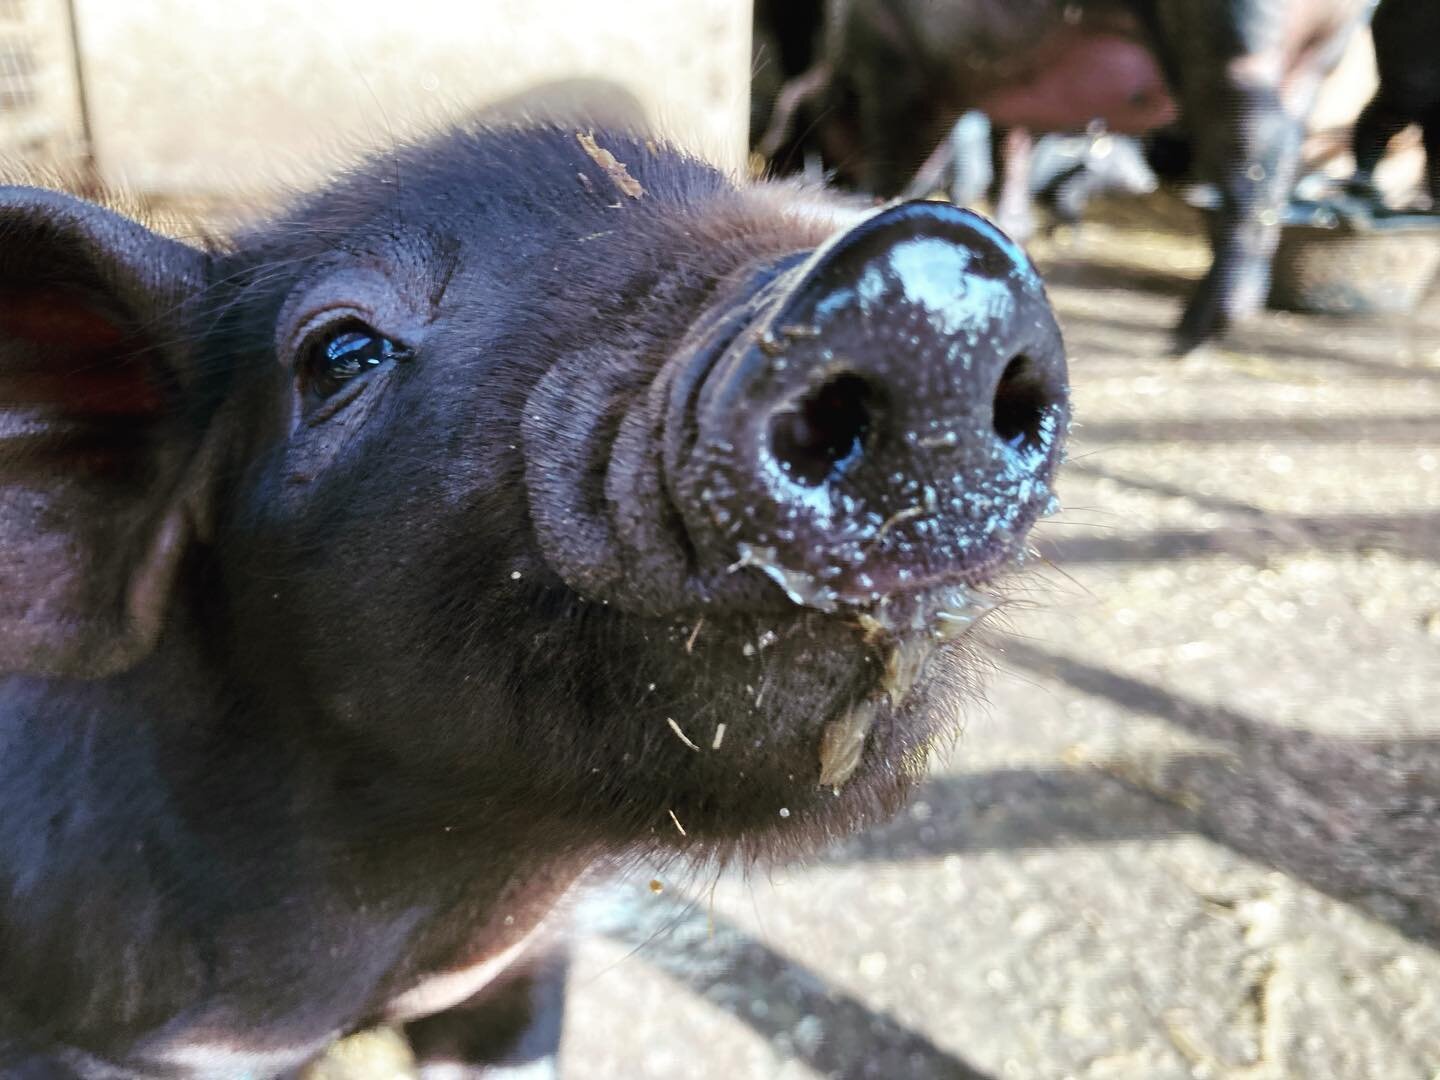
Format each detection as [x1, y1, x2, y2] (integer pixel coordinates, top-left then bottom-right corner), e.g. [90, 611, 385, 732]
[295, 318, 413, 418]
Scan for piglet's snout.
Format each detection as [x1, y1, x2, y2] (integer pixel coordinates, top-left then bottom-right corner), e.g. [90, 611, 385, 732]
[673, 202, 1069, 605]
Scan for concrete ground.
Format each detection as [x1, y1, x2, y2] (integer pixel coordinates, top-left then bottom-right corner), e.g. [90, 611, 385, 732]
[553, 214, 1440, 1079]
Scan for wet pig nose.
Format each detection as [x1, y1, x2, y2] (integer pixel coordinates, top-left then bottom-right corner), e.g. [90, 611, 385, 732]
[672, 201, 1069, 607]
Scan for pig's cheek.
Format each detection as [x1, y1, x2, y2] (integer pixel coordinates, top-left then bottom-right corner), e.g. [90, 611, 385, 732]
[275, 369, 400, 503]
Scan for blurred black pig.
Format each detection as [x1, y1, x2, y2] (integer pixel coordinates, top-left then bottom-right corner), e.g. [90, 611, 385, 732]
[756, 0, 1374, 352]
[0, 123, 1068, 1075]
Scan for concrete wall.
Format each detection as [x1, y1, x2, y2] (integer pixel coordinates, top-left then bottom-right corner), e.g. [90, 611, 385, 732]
[71, 0, 751, 197]
[0, 0, 87, 167]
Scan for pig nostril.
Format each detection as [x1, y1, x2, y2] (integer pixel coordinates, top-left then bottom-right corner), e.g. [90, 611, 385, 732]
[992, 355, 1052, 451]
[769, 373, 878, 487]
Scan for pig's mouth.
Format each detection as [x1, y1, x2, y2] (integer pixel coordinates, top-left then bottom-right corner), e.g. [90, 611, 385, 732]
[602, 574, 1000, 849]
[763, 569, 998, 790]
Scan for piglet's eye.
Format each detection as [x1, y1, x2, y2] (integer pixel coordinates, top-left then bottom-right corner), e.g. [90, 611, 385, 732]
[302, 323, 409, 401]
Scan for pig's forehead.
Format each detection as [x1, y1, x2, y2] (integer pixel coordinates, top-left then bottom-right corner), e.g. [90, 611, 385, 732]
[221, 126, 885, 323]
[225, 126, 741, 289]
[293, 126, 730, 239]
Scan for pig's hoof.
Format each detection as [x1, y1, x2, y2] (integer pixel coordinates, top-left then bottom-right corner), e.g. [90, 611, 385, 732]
[1171, 298, 1227, 357]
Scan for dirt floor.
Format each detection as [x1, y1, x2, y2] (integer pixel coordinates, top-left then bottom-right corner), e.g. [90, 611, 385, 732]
[304, 203, 1440, 1079]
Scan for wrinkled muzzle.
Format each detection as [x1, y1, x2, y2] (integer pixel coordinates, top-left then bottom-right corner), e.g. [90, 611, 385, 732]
[525, 201, 1069, 617]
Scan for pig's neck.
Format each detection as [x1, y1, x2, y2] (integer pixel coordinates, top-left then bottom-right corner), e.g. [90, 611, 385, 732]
[165, 586, 599, 921]
[3, 592, 594, 1055]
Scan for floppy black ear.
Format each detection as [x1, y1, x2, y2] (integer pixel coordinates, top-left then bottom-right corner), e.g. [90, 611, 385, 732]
[1, 187, 211, 678]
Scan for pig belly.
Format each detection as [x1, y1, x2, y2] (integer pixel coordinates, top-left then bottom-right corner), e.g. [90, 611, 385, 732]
[980, 32, 1176, 134]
